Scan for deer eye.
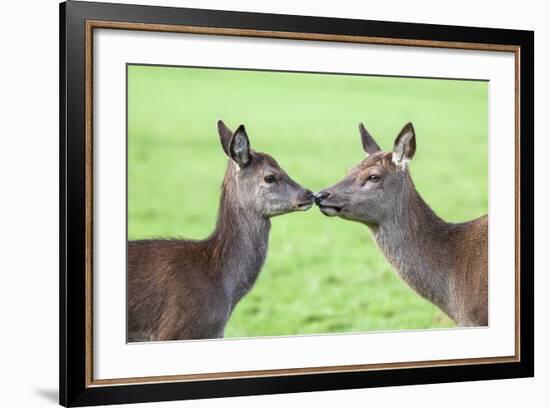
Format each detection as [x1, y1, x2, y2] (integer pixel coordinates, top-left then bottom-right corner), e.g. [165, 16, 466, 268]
[263, 175, 276, 184]
[367, 174, 381, 183]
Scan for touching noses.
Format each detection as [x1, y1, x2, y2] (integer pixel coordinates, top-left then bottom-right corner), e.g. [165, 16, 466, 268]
[297, 189, 315, 204]
[300, 189, 315, 204]
[314, 191, 331, 204]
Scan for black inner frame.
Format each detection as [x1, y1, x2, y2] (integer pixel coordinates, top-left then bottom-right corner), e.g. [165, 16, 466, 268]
[60, 1, 534, 406]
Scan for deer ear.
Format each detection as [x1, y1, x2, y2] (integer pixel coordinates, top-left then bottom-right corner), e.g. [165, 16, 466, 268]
[217, 119, 233, 156]
[229, 125, 251, 168]
[359, 123, 381, 155]
[392, 122, 416, 169]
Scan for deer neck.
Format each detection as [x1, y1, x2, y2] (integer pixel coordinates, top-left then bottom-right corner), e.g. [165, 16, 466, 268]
[209, 187, 271, 306]
[371, 178, 455, 314]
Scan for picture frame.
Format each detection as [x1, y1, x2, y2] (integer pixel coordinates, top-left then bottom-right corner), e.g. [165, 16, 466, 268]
[60, 1, 534, 406]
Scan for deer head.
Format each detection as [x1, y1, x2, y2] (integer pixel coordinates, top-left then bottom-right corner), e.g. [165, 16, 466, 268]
[315, 122, 417, 226]
[217, 120, 314, 217]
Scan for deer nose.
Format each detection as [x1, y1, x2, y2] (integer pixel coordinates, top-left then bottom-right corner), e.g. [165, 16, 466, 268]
[314, 192, 330, 204]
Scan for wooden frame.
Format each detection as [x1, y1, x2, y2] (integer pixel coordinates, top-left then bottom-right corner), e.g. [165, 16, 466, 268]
[60, 1, 534, 406]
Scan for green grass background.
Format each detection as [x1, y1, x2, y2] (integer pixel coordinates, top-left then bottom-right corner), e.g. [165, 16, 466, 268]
[128, 65, 488, 337]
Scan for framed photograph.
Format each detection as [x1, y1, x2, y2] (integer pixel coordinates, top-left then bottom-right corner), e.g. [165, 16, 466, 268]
[60, 1, 534, 406]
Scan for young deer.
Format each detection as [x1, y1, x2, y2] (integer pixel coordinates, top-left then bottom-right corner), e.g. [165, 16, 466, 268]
[315, 123, 488, 326]
[128, 120, 314, 341]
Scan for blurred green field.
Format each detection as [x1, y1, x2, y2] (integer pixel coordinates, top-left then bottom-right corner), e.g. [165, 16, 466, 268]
[127, 65, 488, 337]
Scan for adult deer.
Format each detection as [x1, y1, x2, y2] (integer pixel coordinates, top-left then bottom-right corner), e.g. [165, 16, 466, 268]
[315, 123, 488, 326]
[128, 120, 314, 341]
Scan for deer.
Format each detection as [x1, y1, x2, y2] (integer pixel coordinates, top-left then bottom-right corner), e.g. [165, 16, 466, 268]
[315, 122, 488, 327]
[127, 120, 314, 342]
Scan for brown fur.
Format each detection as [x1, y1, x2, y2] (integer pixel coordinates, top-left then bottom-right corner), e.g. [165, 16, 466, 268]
[128, 122, 313, 341]
[317, 123, 488, 326]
